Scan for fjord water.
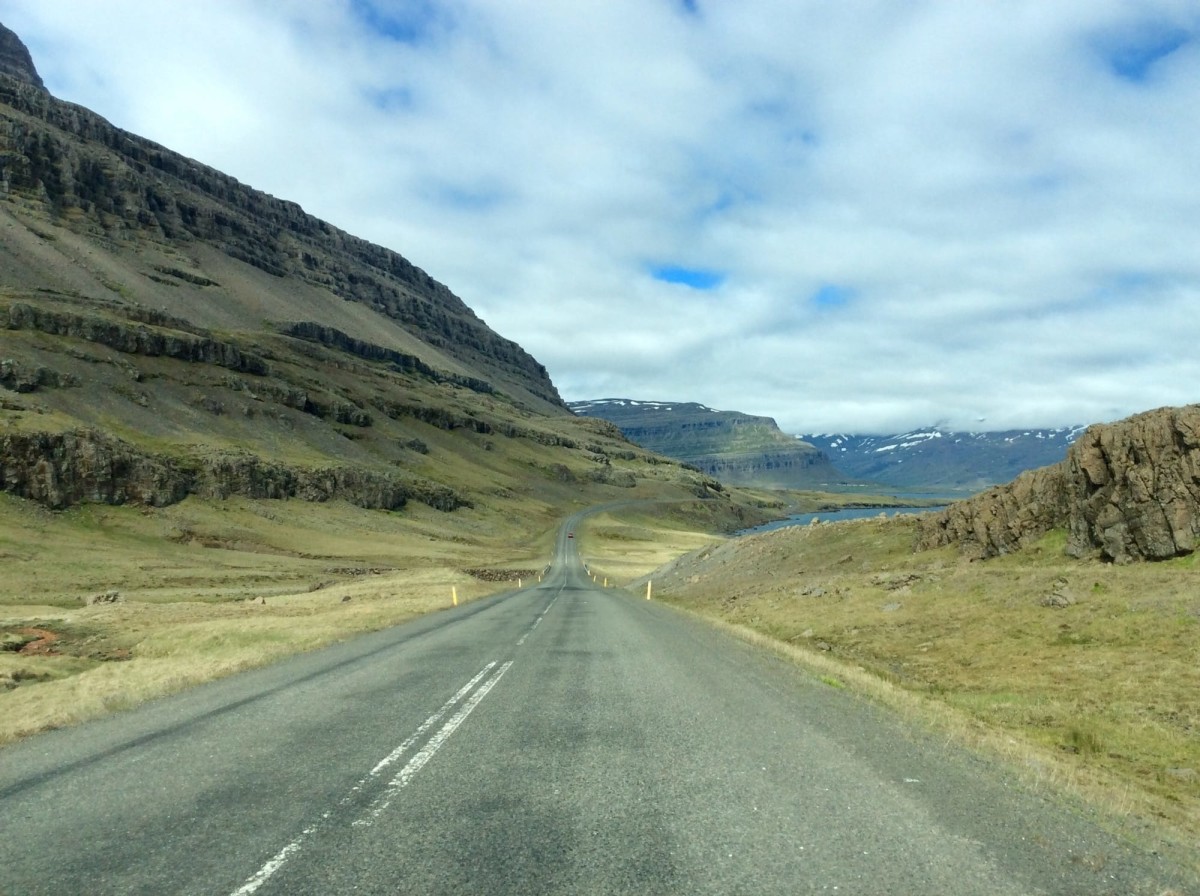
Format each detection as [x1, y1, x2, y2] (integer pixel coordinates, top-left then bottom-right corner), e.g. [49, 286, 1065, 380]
[738, 504, 947, 535]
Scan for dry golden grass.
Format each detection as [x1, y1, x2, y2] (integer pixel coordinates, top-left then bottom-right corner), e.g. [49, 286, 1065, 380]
[586, 509, 1200, 864]
[0, 489, 557, 744]
[0, 482, 757, 744]
[575, 507, 724, 585]
[0, 565, 507, 744]
[0, 494, 537, 604]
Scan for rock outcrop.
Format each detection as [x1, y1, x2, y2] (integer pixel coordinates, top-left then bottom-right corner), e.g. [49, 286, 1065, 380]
[912, 465, 1070, 559]
[569, 399, 844, 488]
[6, 303, 270, 375]
[0, 23, 43, 89]
[1065, 405, 1200, 562]
[279, 321, 493, 394]
[0, 430, 188, 508]
[0, 358, 77, 392]
[0, 430, 469, 512]
[915, 405, 1200, 563]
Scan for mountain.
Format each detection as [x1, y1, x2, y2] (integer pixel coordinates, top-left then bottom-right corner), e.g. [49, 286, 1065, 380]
[569, 399, 844, 488]
[0, 23, 746, 527]
[0, 28, 559, 413]
[0, 20, 42, 88]
[916, 404, 1200, 563]
[800, 427, 1087, 492]
[569, 398, 1086, 493]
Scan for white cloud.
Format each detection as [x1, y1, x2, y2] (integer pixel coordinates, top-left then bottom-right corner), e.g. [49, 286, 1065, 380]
[4, 0, 1200, 432]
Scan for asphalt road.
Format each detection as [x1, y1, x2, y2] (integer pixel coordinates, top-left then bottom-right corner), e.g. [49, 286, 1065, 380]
[2, 513, 1196, 895]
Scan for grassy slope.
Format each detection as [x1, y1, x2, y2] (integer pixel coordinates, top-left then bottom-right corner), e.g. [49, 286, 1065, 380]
[580, 509, 1200, 865]
[0, 177, 778, 743]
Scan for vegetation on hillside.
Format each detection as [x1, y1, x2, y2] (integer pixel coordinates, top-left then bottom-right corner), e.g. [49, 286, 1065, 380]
[0, 54, 774, 743]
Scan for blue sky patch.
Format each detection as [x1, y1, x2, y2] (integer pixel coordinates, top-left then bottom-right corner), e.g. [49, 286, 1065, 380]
[1091, 270, 1163, 305]
[350, 0, 447, 45]
[651, 265, 725, 290]
[427, 180, 508, 212]
[1095, 23, 1192, 82]
[811, 284, 853, 309]
[364, 86, 415, 112]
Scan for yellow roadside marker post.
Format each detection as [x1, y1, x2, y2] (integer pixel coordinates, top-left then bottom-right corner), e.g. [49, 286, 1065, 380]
[646, 581, 652, 600]
[452, 586, 458, 606]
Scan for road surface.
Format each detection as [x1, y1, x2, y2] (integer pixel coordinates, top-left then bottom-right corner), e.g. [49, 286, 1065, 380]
[1, 512, 1195, 894]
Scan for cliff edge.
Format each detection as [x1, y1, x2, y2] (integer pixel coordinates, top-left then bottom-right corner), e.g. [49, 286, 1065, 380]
[570, 399, 844, 488]
[0, 23, 43, 89]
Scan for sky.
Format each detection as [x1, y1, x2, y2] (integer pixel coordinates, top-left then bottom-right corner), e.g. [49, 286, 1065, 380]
[3, 0, 1200, 434]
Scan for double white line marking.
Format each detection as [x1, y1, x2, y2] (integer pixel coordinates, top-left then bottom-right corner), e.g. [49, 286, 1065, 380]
[231, 660, 514, 896]
[361, 660, 513, 822]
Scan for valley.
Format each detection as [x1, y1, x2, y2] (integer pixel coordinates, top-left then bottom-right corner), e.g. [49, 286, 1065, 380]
[0, 23, 772, 742]
[1, 19, 1198, 891]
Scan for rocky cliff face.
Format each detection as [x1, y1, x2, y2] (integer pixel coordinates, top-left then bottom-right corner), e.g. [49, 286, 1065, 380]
[0, 430, 468, 512]
[569, 399, 844, 488]
[0, 23, 42, 89]
[1065, 405, 1200, 562]
[0, 28, 561, 408]
[915, 405, 1200, 563]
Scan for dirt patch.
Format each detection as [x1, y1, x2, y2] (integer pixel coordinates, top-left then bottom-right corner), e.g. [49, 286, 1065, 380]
[1, 623, 131, 663]
[16, 627, 60, 654]
[464, 568, 539, 582]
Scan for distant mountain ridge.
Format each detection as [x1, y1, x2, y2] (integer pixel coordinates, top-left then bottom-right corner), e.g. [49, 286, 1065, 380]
[572, 397, 1088, 493]
[800, 427, 1087, 491]
[569, 399, 843, 488]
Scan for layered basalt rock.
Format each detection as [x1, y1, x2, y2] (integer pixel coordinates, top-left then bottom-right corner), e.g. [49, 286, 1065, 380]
[0, 430, 469, 512]
[915, 405, 1200, 563]
[0, 23, 43, 89]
